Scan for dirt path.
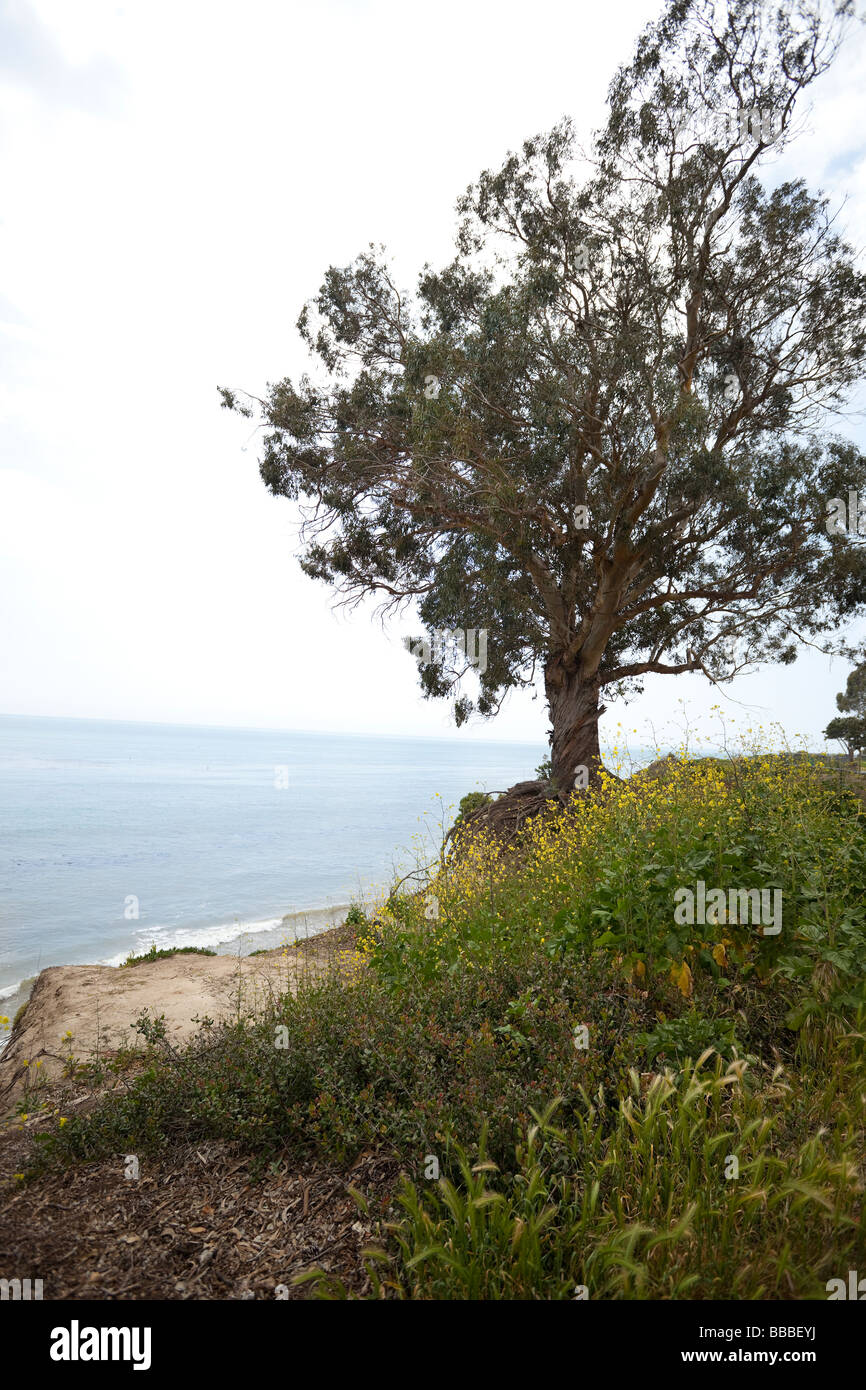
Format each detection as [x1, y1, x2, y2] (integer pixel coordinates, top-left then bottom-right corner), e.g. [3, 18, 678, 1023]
[0, 1132, 399, 1299]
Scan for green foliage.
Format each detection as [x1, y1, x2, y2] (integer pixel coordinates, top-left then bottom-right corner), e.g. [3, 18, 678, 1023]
[36, 948, 648, 1171]
[345, 903, 368, 927]
[222, 0, 866, 757]
[836, 661, 866, 721]
[825, 714, 866, 759]
[456, 791, 492, 822]
[634, 1010, 744, 1066]
[120, 945, 216, 967]
[307, 1063, 866, 1300]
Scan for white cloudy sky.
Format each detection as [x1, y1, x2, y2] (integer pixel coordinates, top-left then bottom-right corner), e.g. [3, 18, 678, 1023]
[1, 0, 865, 753]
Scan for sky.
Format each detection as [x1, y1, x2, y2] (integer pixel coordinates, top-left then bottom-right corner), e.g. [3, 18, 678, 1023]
[1, 0, 866, 755]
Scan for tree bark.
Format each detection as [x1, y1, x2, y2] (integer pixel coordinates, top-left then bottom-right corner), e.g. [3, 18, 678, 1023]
[545, 657, 604, 793]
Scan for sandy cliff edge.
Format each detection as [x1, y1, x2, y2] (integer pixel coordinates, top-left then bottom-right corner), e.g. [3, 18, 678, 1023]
[0, 932, 348, 1113]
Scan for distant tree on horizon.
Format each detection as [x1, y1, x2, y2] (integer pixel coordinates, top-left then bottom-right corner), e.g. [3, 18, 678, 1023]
[223, 0, 866, 794]
[826, 660, 866, 761]
[825, 714, 866, 762]
[835, 659, 866, 720]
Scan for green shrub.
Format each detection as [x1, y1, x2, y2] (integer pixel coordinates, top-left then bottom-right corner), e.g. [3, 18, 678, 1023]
[36, 945, 651, 1171]
[121, 945, 216, 967]
[456, 791, 492, 822]
[634, 1009, 745, 1065]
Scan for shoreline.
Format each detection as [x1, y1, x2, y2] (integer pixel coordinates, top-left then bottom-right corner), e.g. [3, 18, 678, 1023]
[0, 900, 356, 1055]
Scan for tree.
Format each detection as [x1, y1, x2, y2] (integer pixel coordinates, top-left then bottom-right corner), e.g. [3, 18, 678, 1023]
[824, 715, 866, 763]
[222, 0, 866, 794]
[826, 661, 866, 761]
[835, 660, 866, 720]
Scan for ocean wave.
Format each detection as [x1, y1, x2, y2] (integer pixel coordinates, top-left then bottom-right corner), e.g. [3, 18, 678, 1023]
[0, 978, 28, 1002]
[0, 904, 354, 999]
[101, 902, 352, 965]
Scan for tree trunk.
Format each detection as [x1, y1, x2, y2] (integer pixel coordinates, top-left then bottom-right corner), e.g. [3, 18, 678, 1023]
[545, 657, 604, 794]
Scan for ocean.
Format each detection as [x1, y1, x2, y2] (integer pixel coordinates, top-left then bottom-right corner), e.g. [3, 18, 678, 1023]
[0, 714, 548, 1020]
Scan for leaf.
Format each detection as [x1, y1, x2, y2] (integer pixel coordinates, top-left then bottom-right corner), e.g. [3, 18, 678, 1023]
[595, 930, 621, 948]
[672, 960, 693, 997]
[821, 949, 854, 971]
[796, 923, 825, 943]
[784, 998, 820, 1030]
[712, 942, 727, 968]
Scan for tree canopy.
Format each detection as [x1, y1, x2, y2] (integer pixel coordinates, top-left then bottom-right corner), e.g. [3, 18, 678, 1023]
[222, 0, 866, 791]
[825, 660, 866, 758]
[835, 659, 866, 720]
[825, 714, 866, 759]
